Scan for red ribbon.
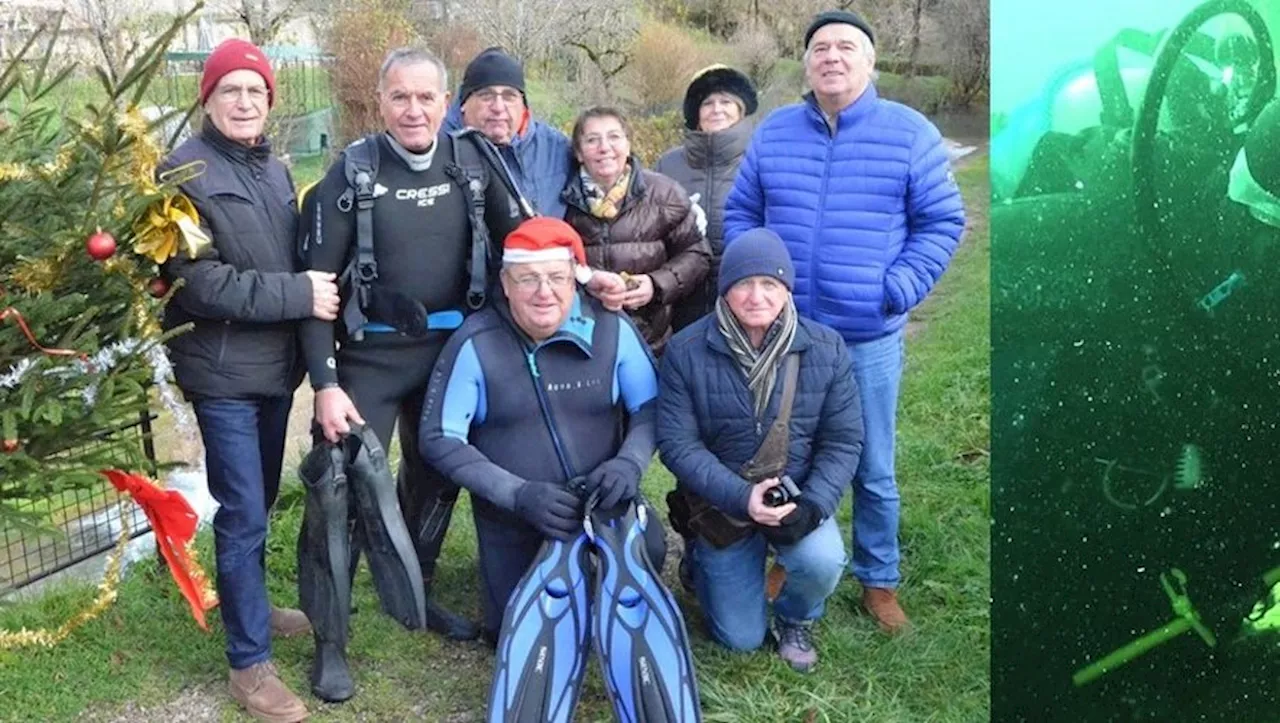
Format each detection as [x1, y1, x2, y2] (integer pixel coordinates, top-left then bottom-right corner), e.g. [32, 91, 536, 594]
[0, 307, 87, 360]
[102, 470, 218, 630]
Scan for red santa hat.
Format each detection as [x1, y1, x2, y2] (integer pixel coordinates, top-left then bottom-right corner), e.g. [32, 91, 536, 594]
[503, 217, 594, 284]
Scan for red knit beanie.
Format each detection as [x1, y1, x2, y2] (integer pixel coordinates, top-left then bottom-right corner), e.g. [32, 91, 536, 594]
[503, 218, 594, 284]
[199, 38, 276, 108]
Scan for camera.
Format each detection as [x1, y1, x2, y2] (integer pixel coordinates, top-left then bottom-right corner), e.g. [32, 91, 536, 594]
[763, 475, 802, 507]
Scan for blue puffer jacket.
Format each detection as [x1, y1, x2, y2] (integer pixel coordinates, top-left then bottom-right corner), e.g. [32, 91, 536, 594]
[723, 86, 965, 343]
[656, 315, 863, 519]
[444, 102, 573, 219]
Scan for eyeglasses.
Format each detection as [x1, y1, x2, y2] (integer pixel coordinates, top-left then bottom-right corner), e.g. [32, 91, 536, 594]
[474, 89, 523, 106]
[580, 132, 628, 149]
[215, 84, 269, 103]
[508, 271, 574, 292]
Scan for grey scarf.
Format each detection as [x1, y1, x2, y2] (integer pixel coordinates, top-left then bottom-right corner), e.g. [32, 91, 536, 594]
[716, 296, 799, 418]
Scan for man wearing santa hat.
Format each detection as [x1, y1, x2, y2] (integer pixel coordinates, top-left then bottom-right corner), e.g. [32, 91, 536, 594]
[417, 217, 663, 638]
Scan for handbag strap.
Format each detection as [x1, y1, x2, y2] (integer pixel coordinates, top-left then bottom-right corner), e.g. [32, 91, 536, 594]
[739, 353, 801, 482]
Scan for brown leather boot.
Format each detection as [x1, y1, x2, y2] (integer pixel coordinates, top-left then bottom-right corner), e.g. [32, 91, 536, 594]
[861, 587, 910, 634]
[765, 561, 787, 602]
[269, 607, 312, 638]
[228, 661, 309, 723]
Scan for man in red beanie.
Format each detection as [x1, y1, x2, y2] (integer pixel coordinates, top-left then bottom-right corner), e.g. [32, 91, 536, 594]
[418, 216, 664, 641]
[159, 36, 338, 722]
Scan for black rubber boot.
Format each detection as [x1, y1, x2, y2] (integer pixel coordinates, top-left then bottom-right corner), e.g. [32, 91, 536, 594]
[297, 443, 355, 703]
[345, 426, 427, 630]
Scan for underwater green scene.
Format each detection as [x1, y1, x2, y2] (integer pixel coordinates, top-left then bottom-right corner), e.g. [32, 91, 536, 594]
[992, 0, 1280, 720]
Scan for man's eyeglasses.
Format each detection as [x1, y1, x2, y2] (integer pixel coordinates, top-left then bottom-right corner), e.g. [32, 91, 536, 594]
[216, 84, 269, 103]
[474, 89, 522, 106]
[508, 271, 574, 292]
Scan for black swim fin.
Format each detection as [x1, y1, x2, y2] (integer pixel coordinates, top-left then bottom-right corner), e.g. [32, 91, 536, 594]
[587, 500, 703, 722]
[345, 425, 427, 630]
[486, 534, 592, 723]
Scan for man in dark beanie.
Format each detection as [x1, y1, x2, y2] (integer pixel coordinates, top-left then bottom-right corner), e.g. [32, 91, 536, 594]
[444, 46, 574, 219]
[160, 36, 341, 721]
[658, 227, 863, 672]
[725, 8, 965, 634]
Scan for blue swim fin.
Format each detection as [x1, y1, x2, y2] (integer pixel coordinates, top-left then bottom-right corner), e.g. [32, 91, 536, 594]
[487, 534, 592, 723]
[587, 501, 703, 722]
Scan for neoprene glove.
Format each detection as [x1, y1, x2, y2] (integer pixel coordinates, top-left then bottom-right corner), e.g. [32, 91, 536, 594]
[762, 498, 824, 547]
[514, 480, 583, 541]
[585, 457, 642, 510]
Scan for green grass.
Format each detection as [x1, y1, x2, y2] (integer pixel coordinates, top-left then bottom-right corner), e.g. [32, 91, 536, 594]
[0, 155, 990, 722]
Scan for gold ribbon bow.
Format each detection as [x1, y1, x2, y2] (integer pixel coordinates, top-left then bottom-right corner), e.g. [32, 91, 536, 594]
[132, 194, 211, 264]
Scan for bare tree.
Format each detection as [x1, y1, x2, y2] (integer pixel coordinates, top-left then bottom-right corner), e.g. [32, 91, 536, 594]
[61, 0, 150, 81]
[935, 0, 987, 105]
[223, 0, 308, 47]
[562, 0, 640, 91]
[454, 0, 579, 65]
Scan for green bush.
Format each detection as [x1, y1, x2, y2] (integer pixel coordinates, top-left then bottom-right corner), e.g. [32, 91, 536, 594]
[629, 110, 684, 168]
[876, 71, 953, 115]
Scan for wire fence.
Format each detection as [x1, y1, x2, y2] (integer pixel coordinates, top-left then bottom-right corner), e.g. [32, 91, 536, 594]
[0, 411, 158, 591]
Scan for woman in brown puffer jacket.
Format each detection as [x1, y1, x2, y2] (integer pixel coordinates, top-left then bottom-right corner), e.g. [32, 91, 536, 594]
[562, 106, 712, 353]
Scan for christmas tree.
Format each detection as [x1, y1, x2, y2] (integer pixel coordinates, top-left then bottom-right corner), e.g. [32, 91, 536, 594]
[0, 6, 204, 531]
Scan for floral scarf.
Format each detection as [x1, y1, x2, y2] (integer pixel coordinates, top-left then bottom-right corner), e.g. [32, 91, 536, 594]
[580, 163, 633, 220]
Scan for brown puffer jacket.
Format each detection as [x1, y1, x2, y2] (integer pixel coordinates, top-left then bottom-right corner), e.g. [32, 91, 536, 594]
[562, 160, 712, 353]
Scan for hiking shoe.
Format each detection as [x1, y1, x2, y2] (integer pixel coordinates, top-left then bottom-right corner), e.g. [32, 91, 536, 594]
[775, 619, 818, 673]
[270, 607, 312, 639]
[862, 587, 910, 634]
[426, 598, 480, 641]
[228, 661, 309, 722]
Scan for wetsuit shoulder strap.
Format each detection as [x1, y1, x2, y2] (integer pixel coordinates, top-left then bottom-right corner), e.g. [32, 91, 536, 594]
[444, 130, 492, 312]
[337, 134, 382, 341]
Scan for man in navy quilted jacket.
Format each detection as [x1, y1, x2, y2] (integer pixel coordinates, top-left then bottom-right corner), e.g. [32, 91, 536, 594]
[723, 9, 966, 633]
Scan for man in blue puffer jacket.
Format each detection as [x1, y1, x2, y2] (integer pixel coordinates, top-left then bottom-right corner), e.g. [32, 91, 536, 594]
[723, 9, 966, 632]
[443, 47, 573, 219]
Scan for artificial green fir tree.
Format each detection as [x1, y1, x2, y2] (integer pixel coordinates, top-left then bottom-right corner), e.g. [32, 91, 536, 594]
[0, 7, 204, 530]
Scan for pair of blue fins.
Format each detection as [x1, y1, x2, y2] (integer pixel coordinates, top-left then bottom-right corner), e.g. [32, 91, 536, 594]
[488, 491, 703, 722]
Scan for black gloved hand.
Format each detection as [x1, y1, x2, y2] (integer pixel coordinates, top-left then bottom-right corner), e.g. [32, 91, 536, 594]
[585, 457, 642, 510]
[514, 480, 584, 541]
[761, 498, 824, 547]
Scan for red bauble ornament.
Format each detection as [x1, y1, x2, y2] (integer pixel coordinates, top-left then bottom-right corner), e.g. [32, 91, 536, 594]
[1, 439, 19, 454]
[86, 228, 117, 261]
[147, 276, 171, 298]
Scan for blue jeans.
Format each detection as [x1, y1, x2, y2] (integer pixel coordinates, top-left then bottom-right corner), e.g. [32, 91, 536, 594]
[192, 396, 292, 670]
[848, 329, 905, 588]
[692, 517, 846, 651]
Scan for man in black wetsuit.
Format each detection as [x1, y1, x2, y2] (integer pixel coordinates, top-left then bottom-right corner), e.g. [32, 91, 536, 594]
[299, 46, 518, 640]
[300, 46, 627, 642]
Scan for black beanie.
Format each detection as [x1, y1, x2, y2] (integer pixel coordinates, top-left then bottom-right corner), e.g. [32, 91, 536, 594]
[719, 228, 795, 297]
[804, 10, 875, 49]
[1245, 99, 1280, 197]
[682, 65, 759, 130]
[459, 47, 525, 104]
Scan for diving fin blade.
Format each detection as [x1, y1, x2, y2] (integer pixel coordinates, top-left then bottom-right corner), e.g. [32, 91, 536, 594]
[589, 502, 703, 723]
[487, 536, 592, 723]
[346, 427, 428, 630]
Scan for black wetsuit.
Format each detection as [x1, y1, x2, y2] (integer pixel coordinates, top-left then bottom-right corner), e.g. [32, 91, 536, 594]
[300, 132, 519, 631]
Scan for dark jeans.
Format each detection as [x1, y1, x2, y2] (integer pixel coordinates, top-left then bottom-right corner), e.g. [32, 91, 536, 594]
[192, 395, 292, 670]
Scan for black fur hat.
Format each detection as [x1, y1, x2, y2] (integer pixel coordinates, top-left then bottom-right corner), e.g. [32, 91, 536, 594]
[682, 65, 759, 130]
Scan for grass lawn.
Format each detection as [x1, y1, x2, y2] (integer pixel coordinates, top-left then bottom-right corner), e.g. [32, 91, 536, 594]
[0, 155, 990, 722]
